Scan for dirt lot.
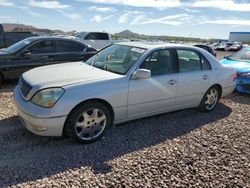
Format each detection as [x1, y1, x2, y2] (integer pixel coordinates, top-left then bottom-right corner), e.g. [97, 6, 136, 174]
[0, 51, 249, 187]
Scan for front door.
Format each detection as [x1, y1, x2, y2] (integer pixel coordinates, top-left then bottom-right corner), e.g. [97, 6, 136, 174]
[128, 49, 177, 119]
[18, 40, 57, 77]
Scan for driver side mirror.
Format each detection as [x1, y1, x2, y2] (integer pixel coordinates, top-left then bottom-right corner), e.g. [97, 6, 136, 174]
[21, 50, 31, 57]
[132, 69, 151, 79]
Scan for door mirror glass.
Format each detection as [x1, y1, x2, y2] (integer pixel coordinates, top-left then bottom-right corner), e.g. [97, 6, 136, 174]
[132, 69, 151, 79]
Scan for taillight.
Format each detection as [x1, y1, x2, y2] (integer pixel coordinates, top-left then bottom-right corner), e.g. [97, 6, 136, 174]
[232, 73, 237, 81]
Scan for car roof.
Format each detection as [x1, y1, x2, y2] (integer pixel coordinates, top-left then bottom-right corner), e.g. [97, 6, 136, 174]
[117, 41, 199, 50]
[25, 36, 83, 42]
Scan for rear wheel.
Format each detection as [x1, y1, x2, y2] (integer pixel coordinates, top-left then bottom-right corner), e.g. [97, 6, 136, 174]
[199, 86, 220, 112]
[65, 101, 111, 144]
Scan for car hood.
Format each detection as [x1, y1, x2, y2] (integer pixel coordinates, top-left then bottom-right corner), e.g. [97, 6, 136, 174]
[220, 59, 250, 73]
[22, 62, 122, 89]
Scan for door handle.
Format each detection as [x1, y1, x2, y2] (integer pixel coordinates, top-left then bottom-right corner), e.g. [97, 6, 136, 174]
[46, 57, 54, 61]
[168, 80, 176, 85]
[202, 75, 208, 80]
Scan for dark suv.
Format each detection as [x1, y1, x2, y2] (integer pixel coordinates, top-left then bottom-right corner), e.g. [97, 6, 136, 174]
[194, 44, 217, 57]
[0, 36, 96, 86]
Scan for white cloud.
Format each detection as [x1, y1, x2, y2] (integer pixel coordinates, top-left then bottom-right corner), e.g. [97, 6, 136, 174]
[91, 15, 113, 23]
[27, 11, 43, 17]
[118, 13, 129, 24]
[88, 5, 116, 12]
[118, 10, 150, 24]
[79, 0, 182, 9]
[204, 19, 250, 26]
[0, 0, 14, 6]
[184, 8, 200, 13]
[59, 11, 83, 21]
[28, 0, 70, 9]
[130, 15, 146, 25]
[130, 14, 193, 26]
[190, 0, 250, 12]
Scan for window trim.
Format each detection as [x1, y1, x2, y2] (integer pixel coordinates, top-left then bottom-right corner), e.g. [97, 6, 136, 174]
[175, 48, 211, 73]
[138, 48, 177, 77]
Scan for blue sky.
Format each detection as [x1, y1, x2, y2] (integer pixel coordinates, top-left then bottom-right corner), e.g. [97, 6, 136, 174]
[0, 0, 250, 39]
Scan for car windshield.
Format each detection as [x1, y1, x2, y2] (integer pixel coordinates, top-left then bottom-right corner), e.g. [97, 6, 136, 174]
[228, 48, 250, 62]
[1, 38, 33, 54]
[75, 32, 87, 38]
[86, 44, 146, 75]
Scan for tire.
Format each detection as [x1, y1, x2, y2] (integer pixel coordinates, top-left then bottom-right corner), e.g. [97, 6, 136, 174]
[199, 86, 220, 112]
[64, 101, 111, 144]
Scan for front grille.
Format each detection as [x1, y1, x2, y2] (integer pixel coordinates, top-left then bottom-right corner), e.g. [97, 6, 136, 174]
[19, 77, 32, 98]
[241, 84, 250, 92]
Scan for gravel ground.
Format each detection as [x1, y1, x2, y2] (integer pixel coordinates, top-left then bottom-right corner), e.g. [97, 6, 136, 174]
[0, 82, 249, 188]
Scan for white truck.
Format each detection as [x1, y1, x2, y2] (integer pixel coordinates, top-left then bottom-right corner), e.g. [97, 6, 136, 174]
[75, 32, 112, 50]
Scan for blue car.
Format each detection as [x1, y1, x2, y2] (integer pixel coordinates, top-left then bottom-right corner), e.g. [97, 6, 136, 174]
[221, 48, 250, 94]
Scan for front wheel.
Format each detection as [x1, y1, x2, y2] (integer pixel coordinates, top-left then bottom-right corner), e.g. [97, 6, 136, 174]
[65, 101, 111, 144]
[199, 86, 220, 112]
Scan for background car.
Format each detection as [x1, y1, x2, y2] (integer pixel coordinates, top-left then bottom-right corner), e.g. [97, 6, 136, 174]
[214, 42, 233, 51]
[229, 42, 243, 52]
[194, 44, 217, 57]
[75, 32, 112, 50]
[220, 48, 250, 94]
[14, 42, 236, 144]
[0, 36, 96, 86]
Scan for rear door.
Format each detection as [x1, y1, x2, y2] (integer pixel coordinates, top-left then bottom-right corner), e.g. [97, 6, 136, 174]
[55, 40, 92, 62]
[175, 49, 212, 108]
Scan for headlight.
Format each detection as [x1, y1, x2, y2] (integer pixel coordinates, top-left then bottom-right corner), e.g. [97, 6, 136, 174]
[31, 88, 64, 108]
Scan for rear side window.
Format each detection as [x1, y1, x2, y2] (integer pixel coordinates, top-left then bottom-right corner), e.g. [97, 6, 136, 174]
[57, 40, 85, 52]
[28, 40, 56, 54]
[84, 33, 109, 40]
[177, 49, 211, 72]
[140, 49, 174, 76]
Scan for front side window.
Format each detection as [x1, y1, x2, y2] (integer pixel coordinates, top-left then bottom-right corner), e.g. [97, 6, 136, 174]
[86, 44, 145, 75]
[28, 40, 56, 54]
[140, 49, 174, 76]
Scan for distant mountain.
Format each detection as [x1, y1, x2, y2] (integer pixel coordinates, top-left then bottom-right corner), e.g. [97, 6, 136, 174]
[113, 29, 220, 43]
[1, 23, 77, 35]
[115, 30, 140, 38]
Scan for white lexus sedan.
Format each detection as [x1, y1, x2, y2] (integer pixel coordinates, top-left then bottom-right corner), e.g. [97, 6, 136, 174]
[13, 42, 236, 143]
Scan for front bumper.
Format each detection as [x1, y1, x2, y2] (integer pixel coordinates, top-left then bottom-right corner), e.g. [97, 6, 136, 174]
[236, 77, 250, 94]
[13, 86, 67, 136]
